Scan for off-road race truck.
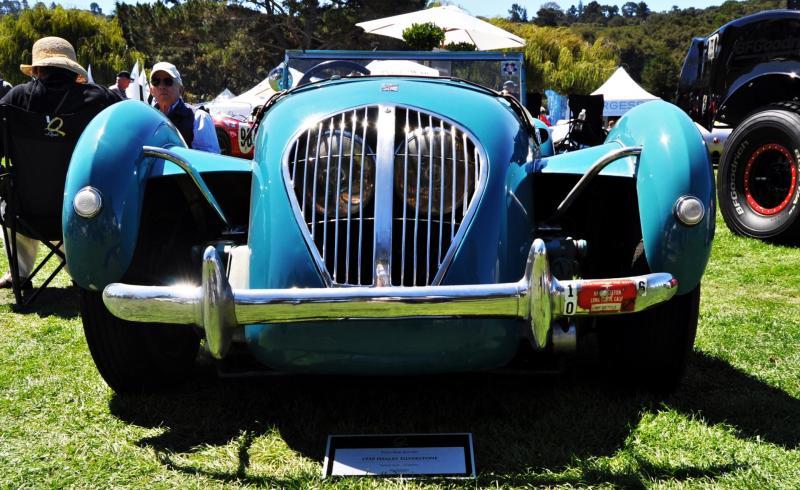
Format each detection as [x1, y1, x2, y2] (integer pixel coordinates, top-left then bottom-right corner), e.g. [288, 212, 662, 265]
[677, 8, 800, 241]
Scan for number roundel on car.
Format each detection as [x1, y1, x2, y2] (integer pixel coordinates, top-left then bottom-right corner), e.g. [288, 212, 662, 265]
[282, 105, 486, 287]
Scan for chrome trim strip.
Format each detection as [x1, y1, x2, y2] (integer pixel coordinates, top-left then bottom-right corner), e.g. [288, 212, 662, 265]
[401, 109, 409, 286]
[373, 105, 396, 286]
[413, 111, 422, 286]
[554, 146, 642, 218]
[426, 114, 434, 285]
[450, 125, 457, 240]
[322, 117, 335, 262]
[310, 123, 322, 248]
[358, 106, 369, 286]
[300, 127, 311, 217]
[333, 113, 346, 282]
[438, 118, 445, 267]
[142, 146, 228, 225]
[345, 110, 356, 284]
[462, 132, 469, 219]
[103, 241, 679, 359]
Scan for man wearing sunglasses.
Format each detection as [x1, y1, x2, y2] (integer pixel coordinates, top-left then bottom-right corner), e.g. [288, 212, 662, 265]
[150, 62, 219, 153]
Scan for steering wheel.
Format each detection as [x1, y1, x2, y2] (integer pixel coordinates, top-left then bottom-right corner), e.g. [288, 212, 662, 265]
[297, 60, 371, 86]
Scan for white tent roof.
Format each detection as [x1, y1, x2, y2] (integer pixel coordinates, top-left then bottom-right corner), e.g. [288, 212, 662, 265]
[206, 79, 275, 119]
[591, 67, 660, 117]
[212, 88, 235, 103]
[356, 5, 525, 51]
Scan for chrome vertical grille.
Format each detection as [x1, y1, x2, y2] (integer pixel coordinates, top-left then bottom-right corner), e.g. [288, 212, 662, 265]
[284, 105, 484, 287]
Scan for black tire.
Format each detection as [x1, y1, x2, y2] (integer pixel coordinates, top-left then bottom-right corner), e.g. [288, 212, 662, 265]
[717, 107, 800, 241]
[80, 289, 200, 393]
[216, 127, 231, 156]
[598, 286, 700, 393]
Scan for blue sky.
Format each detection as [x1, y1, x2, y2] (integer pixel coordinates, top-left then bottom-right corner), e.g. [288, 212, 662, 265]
[57, 0, 734, 17]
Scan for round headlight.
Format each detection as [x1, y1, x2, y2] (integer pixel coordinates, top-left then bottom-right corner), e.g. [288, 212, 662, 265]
[306, 130, 375, 217]
[73, 186, 103, 218]
[674, 195, 705, 226]
[397, 126, 472, 216]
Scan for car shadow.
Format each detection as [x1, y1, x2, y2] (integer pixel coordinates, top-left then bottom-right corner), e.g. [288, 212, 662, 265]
[108, 351, 798, 485]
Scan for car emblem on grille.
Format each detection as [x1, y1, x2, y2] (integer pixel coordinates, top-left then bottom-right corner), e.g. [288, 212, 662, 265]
[381, 83, 399, 92]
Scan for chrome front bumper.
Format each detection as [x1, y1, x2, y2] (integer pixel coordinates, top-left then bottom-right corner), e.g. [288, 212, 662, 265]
[103, 239, 678, 359]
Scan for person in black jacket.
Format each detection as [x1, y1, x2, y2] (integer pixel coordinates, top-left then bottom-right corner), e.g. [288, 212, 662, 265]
[108, 71, 131, 99]
[149, 61, 219, 153]
[0, 36, 120, 289]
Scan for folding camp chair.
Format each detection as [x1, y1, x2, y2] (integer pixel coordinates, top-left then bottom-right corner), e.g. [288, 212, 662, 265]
[565, 94, 606, 148]
[0, 103, 96, 306]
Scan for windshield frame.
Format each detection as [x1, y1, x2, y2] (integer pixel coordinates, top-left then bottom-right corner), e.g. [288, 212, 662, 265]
[283, 50, 527, 105]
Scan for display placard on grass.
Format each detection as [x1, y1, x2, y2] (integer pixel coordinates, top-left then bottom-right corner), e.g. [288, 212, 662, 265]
[322, 433, 475, 478]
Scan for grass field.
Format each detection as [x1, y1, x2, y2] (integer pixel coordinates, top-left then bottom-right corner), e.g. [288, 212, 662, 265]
[0, 211, 798, 489]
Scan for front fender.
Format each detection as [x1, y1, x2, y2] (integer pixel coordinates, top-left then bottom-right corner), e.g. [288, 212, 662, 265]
[63, 100, 250, 291]
[608, 100, 715, 294]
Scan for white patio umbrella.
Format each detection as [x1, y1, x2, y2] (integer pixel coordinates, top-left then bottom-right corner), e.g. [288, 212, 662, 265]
[356, 5, 525, 51]
[365, 59, 439, 76]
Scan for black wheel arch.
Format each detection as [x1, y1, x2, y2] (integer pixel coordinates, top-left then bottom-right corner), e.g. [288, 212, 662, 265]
[717, 70, 800, 127]
[125, 171, 252, 286]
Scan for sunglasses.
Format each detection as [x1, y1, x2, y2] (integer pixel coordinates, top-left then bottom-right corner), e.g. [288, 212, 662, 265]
[150, 77, 174, 87]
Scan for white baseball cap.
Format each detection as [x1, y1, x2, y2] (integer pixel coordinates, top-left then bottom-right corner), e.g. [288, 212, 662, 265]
[151, 61, 182, 85]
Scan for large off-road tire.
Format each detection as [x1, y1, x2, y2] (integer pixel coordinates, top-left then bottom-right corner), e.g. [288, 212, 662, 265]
[717, 106, 800, 241]
[80, 289, 200, 393]
[598, 286, 700, 393]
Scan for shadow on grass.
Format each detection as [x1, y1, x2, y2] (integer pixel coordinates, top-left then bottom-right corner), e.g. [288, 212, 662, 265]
[1, 284, 79, 319]
[108, 351, 798, 486]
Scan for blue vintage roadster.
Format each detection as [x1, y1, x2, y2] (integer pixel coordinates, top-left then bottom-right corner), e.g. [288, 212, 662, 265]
[64, 52, 714, 393]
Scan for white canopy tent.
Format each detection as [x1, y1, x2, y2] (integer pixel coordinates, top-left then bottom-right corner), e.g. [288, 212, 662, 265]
[206, 78, 275, 119]
[211, 88, 236, 103]
[591, 67, 660, 117]
[356, 5, 525, 51]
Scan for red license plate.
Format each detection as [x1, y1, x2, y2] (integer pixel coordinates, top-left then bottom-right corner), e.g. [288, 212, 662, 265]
[577, 280, 637, 313]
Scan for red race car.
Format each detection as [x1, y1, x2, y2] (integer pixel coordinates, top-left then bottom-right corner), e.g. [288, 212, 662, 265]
[213, 113, 254, 158]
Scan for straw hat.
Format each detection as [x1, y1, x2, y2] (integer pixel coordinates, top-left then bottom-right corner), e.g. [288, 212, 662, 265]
[20, 37, 88, 81]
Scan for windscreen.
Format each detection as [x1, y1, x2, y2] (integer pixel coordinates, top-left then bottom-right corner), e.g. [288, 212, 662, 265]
[280, 51, 526, 104]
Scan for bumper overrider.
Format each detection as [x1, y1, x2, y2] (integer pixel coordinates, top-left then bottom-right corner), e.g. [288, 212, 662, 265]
[103, 239, 678, 359]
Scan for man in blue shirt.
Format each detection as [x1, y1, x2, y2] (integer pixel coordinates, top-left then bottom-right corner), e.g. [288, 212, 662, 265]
[150, 62, 219, 153]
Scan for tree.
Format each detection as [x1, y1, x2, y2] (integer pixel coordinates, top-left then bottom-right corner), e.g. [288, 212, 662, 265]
[491, 18, 617, 94]
[89, 2, 102, 15]
[115, 0, 426, 99]
[444, 41, 475, 51]
[621, 2, 637, 17]
[508, 3, 528, 22]
[636, 1, 650, 18]
[402, 22, 445, 50]
[601, 5, 619, 18]
[535, 3, 565, 27]
[566, 5, 578, 22]
[579, 1, 604, 23]
[642, 45, 679, 98]
[0, 5, 141, 85]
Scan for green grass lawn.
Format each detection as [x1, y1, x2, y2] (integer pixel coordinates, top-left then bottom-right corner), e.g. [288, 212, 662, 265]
[1, 212, 798, 489]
